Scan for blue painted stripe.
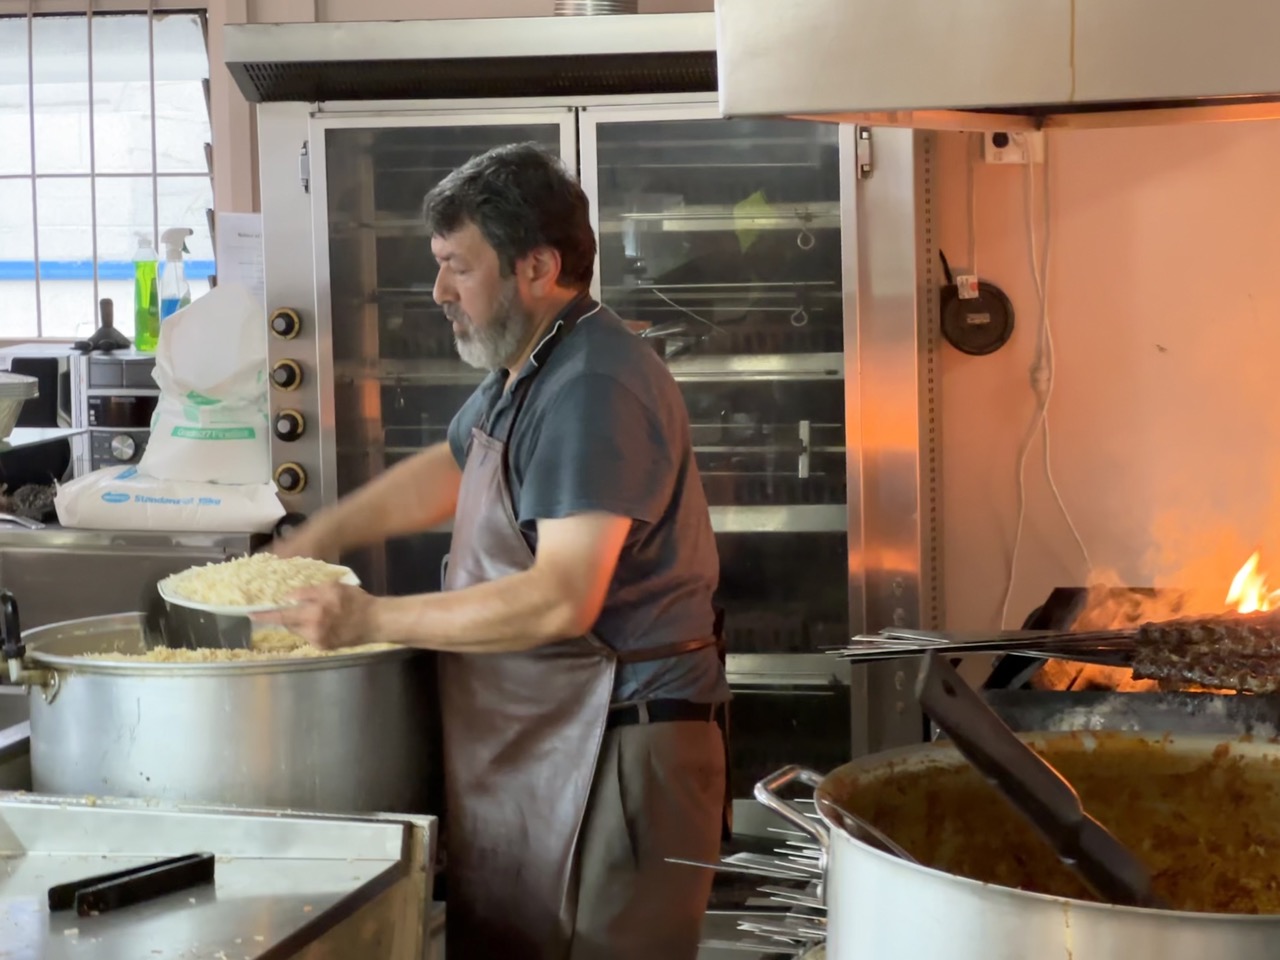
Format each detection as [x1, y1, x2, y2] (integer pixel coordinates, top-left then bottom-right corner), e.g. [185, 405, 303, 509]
[0, 260, 218, 281]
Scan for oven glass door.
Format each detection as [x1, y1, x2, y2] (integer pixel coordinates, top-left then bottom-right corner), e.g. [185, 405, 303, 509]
[580, 104, 849, 645]
[314, 111, 577, 594]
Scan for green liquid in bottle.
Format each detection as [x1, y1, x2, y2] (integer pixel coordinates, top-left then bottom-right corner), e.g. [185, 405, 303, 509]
[134, 260, 160, 353]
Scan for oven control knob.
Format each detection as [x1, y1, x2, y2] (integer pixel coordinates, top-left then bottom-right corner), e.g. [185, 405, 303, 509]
[269, 308, 302, 340]
[109, 434, 136, 462]
[271, 359, 302, 391]
[274, 409, 305, 442]
[274, 462, 307, 495]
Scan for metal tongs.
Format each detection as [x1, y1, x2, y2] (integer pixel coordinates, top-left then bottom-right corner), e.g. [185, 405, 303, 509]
[916, 654, 1169, 910]
[48, 851, 215, 917]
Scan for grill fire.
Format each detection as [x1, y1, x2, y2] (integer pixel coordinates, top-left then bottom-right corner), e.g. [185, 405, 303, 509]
[1226, 551, 1280, 614]
[1033, 551, 1280, 694]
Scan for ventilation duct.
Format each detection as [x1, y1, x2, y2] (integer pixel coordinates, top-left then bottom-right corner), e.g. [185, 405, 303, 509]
[716, 0, 1280, 131]
[223, 13, 713, 103]
[554, 1, 639, 14]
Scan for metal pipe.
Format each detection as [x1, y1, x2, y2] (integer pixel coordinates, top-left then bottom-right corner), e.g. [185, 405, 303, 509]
[553, 0, 639, 15]
[87, 2, 100, 314]
[25, 1, 42, 336]
[148, 0, 159, 251]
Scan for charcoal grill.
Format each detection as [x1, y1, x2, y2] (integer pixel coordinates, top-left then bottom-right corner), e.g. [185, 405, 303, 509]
[982, 586, 1280, 736]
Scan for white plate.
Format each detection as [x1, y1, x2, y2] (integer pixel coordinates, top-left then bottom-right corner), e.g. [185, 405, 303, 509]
[156, 565, 362, 616]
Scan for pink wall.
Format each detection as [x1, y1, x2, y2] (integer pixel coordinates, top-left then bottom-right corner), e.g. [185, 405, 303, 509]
[935, 122, 1280, 629]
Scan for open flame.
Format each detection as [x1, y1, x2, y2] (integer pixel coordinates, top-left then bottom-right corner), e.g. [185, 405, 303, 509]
[1226, 551, 1280, 613]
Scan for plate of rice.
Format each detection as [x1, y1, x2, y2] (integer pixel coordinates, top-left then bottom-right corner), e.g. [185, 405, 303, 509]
[157, 553, 361, 615]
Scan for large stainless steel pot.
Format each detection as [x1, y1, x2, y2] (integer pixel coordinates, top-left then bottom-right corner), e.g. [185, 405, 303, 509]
[757, 733, 1280, 960]
[17, 612, 435, 814]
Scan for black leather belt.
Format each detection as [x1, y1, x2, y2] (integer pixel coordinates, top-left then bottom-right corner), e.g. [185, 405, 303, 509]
[606, 698, 720, 730]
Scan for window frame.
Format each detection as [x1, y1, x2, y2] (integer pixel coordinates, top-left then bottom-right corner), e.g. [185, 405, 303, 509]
[0, 1, 214, 341]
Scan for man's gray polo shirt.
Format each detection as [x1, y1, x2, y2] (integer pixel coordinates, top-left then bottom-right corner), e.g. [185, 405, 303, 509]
[447, 299, 729, 704]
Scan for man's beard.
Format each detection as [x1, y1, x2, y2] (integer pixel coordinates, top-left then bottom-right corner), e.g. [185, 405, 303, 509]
[446, 279, 533, 371]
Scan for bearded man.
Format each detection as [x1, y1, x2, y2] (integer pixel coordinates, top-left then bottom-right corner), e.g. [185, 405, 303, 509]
[269, 142, 729, 960]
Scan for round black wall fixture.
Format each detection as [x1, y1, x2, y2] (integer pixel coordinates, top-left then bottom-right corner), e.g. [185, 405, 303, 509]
[940, 280, 1015, 356]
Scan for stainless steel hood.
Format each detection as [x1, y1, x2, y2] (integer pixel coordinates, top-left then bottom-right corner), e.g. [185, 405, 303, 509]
[714, 0, 1280, 130]
[224, 13, 717, 104]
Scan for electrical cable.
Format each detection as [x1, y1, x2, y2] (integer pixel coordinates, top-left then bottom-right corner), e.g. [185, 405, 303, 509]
[967, 133, 979, 277]
[999, 134, 1093, 628]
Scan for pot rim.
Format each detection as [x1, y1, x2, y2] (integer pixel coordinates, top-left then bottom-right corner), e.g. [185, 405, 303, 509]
[812, 730, 1280, 922]
[22, 611, 417, 677]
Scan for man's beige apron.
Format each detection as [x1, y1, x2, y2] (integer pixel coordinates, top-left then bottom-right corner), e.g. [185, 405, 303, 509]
[439, 302, 716, 959]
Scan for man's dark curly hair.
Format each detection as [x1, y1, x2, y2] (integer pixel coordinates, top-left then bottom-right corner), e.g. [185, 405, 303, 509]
[422, 142, 596, 290]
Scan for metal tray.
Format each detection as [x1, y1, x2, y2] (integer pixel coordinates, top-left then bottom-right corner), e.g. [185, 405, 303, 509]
[0, 792, 438, 959]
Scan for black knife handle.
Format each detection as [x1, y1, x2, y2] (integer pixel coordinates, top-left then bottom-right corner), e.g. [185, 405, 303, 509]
[48, 852, 215, 915]
[76, 853, 214, 916]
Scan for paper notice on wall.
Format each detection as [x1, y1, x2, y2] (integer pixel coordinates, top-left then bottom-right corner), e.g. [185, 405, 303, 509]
[215, 212, 265, 305]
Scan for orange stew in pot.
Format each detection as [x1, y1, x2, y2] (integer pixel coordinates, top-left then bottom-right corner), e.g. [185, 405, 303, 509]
[830, 735, 1280, 914]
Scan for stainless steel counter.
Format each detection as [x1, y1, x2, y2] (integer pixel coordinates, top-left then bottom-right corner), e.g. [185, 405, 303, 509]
[0, 525, 259, 553]
[0, 525, 260, 642]
[0, 722, 27, 792]
[0, 792, 441, 960]
[0, 526, 264, 741]
[0, 690, 24, 729]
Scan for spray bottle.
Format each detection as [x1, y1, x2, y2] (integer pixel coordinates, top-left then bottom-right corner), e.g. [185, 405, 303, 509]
[132, 233, 160, 352]
[158, 227, 194, 322]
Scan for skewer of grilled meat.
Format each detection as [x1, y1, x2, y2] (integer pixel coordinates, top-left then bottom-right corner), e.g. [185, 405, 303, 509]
[1131, 609, 1280, 693]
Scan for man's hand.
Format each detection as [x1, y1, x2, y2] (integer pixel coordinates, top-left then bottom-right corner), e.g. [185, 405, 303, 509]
[258, 583, 381, 650]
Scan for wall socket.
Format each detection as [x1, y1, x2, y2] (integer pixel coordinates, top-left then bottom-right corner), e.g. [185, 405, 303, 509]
[982, 131, 1045, 164]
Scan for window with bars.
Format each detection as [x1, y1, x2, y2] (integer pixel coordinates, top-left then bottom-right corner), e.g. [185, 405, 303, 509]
[0, 8, 213, 340]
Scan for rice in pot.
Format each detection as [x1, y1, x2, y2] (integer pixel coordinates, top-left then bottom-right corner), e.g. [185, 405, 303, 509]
[82, 629, 397, 663]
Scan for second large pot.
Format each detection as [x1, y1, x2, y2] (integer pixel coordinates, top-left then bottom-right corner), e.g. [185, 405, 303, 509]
[22, 612, 437, 814]
[757, 733, 1280, 960]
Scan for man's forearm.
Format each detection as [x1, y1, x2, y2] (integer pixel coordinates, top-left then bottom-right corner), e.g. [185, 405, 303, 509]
[372, 568, 586, 653]
[303, 442, 462, 554]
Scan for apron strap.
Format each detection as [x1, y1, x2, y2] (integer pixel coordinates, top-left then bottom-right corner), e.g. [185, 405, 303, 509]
[610, 613, 734, 841]
[613, 634, 718, 665]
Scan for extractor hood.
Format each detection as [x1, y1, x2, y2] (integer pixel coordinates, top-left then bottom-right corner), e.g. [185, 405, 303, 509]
[714, 0, 1280, 130]
[224, 13, 717, 104]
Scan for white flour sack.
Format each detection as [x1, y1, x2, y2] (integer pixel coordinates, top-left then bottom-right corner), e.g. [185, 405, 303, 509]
[55, 467, 284, 533]
[139, 280, 272, 484]
[139, 395, 271, 485]
[151, 282, 267, 403]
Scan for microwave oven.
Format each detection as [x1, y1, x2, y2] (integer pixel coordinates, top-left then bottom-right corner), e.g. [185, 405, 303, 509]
[0, 345, 160, 476]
